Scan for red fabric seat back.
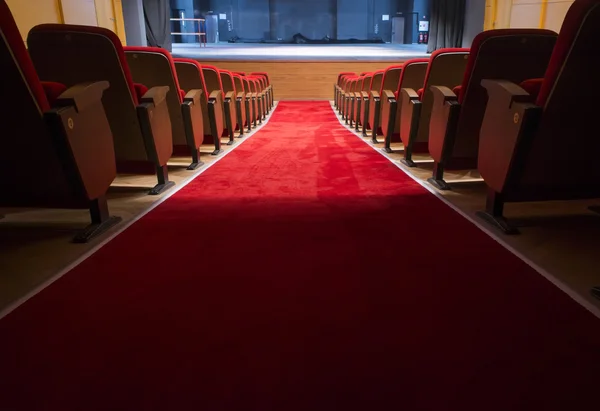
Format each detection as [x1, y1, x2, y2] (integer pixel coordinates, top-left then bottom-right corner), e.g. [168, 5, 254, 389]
[27, 24, 147, 161]
[174, 58, 218, 137]
[519, 0, 600, 190]
[219, 70, 237, 95]
[233, 74, 245, 94]
[202, 65, 226, 95]
[369, 70, 385, 93]
[379, 65, 404, 94]
[450, 29, 557, 167]
[250, 72, 270, 85]
[337, 72, 355, 85]
[361, 74, 373, 91]
[0, 2, 87, 206]
[413, 48, 470, 146]
[124, 47, 187, 147]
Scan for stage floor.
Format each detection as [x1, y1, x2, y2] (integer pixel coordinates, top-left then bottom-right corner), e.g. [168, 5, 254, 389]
[172, 42, 429, 61]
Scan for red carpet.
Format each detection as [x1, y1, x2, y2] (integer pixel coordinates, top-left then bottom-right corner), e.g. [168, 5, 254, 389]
[0, 101, 598, 410]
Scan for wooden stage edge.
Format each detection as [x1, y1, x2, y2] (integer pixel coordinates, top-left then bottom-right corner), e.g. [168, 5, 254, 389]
[199, 59, 410, 100]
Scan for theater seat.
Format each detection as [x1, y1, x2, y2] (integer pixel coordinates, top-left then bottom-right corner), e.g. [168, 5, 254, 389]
[370, 64, 404, 144]
[219, 69, 240, 143]
[173, 59, 225, 155]
[202, 65, 235, 147]
[477, 0, 600, 233]
[335, 72, 355, 108]
[0, 1, 120, 242]
[343, 77, 361, 125]
[361, 70, 384, 137]
[427, 29, 557, 190]
[242, 76, 260, 127]
[28, 24, 176, 195]
[250, 75, 270, 115]
[337, 74, 355, 114]
[379, 59, 429, 152]
[233, 73, 252, 133]
[124, 47, 205, 170]
[349, 76, 366, 129]
[250, 72, 273, 108]
[398, 48, 470, 166]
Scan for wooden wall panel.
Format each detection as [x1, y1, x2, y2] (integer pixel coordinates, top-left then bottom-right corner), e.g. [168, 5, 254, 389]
[200, 60, 397, 100]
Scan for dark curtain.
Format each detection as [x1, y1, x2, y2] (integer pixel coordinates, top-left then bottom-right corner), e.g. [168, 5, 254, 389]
[143, 0, 172, 51]
[427, 0, 466, 53]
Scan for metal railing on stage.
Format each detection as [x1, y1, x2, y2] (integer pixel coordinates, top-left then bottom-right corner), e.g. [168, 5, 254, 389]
[170, 18, 207, 47]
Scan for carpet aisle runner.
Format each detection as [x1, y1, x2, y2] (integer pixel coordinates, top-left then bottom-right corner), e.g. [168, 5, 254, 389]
[0, 102, 598, 410]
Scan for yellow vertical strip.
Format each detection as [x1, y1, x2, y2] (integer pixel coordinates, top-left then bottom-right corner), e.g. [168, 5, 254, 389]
[539, 0, 549, 28]
[491, 0, 498, 29]
[112, 0, 127, 45]
[56, 0, 65, 23]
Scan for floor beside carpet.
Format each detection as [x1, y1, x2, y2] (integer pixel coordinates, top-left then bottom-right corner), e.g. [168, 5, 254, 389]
[0, 101, 598, 411]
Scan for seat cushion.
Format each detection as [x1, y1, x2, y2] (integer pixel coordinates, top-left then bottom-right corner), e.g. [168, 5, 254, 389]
[41, 82, 67, 107]
[133, 83, 148, 102]
[453, 85, 462, 99]
[519, 78, 544, 101]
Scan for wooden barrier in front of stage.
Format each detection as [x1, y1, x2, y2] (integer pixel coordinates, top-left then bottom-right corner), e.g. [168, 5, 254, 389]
[199, 60, 404, 100]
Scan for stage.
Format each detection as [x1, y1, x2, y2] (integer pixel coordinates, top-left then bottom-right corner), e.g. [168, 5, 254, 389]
[171, 43, 429, 99]
[172, 43, 428, 62]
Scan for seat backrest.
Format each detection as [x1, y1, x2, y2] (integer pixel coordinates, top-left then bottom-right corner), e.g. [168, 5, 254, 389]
[338, 72, 355, 85]
[362, 74, 373, 91]
[124, 47, 186, 146]
[251, 72, 270, 85]
[233, 74, 245, 94]
[0, 1, 75, 205]
[28, 24, 147, 161]
[234, 71, 246, 76]
[522, 0, 600, 188]
[174, 58, 212, 136]
[414, 49, 470, 145]
[202, 65, 225, 95]
[451, 29, 557, 165]
[219, 70, 237, 95]
[369, 70, 385, 92]
[380, 65, 404, 94]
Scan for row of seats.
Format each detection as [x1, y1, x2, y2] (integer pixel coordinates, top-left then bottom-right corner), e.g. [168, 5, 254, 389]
[335, 0, 600, 234]
[0, 0, 273, 242]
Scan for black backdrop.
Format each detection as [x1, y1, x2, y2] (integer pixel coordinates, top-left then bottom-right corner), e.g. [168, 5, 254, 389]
[427, 0, 465, 52]
[144, 0, 172, 51]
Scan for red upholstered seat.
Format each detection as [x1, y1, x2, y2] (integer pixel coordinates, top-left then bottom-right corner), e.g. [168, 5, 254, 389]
[124, 46, 206, 167]
[380, 58, 429, 149]
[40, 81, 67, 107]
[28, 23, 177, 194]
[427, 29, 557, 189]
[174, 58, 226, 154]
[133, 83, 149, 101]
[519, 79, 543, 100]
[476, 0, 600, 233]
[0, 0, 119, 241]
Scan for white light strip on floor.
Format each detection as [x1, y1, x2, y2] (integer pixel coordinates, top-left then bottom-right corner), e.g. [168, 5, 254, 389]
[0, 103, 279, 321]
[330, 102, 600, 320]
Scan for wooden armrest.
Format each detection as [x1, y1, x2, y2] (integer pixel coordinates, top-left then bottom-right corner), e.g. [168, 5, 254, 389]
[183, 89, 202, 105]
[140, 86, 169, 106]
[383, 90, 395, 100]
[54, 81, 109, 113]
[370, 90, 380, 99]
[430, 85, 458, 103]
[360, 91, 369, 99]
[401, 88, 419, 100]
[224, 91, 234, 100]
[237, 92, 245, 100]
[208, 90, 222, 101]
[481, 79, 535, 107]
